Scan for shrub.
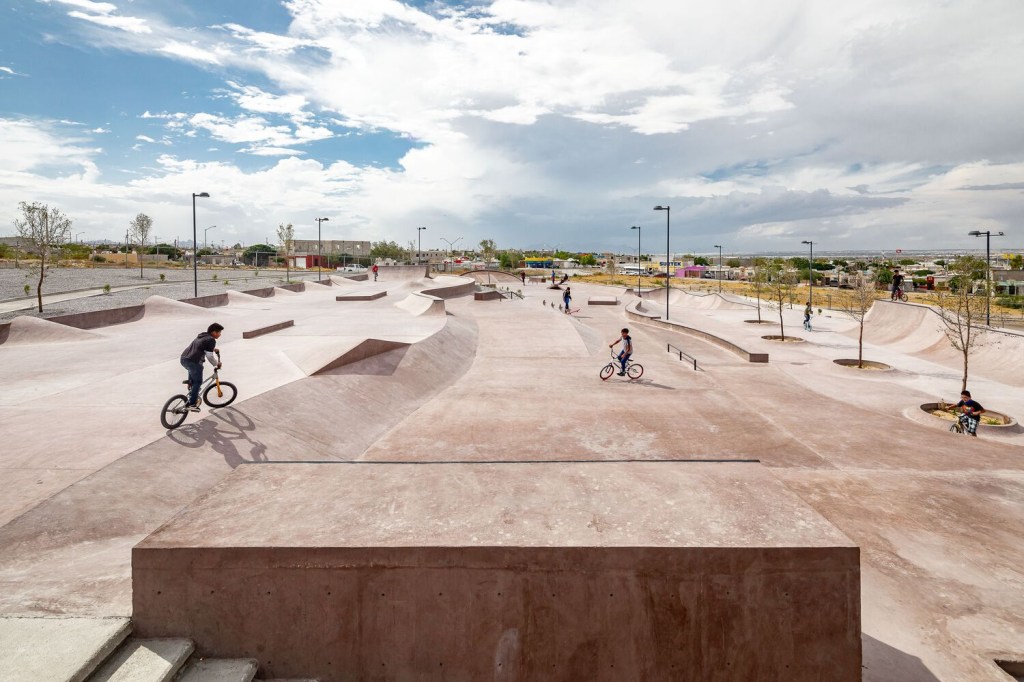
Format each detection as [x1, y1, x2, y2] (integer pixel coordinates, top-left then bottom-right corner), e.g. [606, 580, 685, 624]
[224, 280, 230, 285]
[92, 255, 106, 263]
[997, 295, 1024, 310]
[103, 284, 111, 294]
[23, 284, 30, 295]
[212, 274, 218, 281]
[159, 273, 165, 281]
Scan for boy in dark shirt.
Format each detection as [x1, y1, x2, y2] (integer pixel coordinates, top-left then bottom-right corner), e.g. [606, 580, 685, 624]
[180, 323, 223, 411]
[610, 328, 633, 376]
[891, 270, 905, 300]
[955, 390, 985, 437]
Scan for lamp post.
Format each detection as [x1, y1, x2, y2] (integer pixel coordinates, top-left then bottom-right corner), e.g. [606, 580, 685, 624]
[417, 226, 427, 266]
[191, 192, 210, 297]
[968, 230, 1005, 326]
[801, 240, 815, 308]
[630, 226, 641, 295]
[654, 206, 670, 320]
[315, 217, 329, 280]
[714, 244, 723, 293]
[75, 231, 85, 244]
[441, 236, 463, 274]
[124, 228, 129, 269]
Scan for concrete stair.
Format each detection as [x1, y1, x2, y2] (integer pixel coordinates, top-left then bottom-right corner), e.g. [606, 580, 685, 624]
[88, 638, 194, 681]
[176, 658, 258, 681]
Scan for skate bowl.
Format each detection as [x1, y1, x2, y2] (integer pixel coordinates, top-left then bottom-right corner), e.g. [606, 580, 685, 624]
[626, 300, 768, 363]
[420, 275, 476, 300]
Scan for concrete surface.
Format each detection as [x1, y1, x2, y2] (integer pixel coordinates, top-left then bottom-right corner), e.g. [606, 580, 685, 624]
[1, 275, 1023, 680]
[0, 615, 131, 682]
[176, 658, 258, 681]
[89, 637, 194, 682]
[133, 461, 860, 681]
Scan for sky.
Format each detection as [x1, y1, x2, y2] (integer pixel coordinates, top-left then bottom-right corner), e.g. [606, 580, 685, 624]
[1, 0, 1023, 255]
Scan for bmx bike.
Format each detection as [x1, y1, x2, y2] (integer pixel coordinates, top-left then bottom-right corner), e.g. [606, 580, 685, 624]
[599, 350, 644, 381]
[891, 286, 908, 302]
[160, 361, 238, 430]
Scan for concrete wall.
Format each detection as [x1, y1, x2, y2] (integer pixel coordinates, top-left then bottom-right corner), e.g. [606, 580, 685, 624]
[626, 300, 768, 363]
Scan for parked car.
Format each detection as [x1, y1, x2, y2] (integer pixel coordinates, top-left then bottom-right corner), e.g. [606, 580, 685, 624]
[336, 265, 367, 273]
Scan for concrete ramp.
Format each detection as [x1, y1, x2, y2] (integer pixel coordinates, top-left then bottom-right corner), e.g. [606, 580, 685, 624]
[272, 286, 301, 296]
[225, 290, 272, 306]
[143, 295, 209, 317]
[0, 316, 103, 345]
[376, 265, 430, 281]
[421, 275, 476, 299]
[395, 292, 446, 316]
[311, 339, 411, 376]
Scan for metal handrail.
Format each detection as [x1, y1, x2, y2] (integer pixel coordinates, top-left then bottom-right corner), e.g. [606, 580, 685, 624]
[667, 343, 698, 371]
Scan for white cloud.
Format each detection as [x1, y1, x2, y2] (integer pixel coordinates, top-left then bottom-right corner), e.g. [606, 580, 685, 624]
[135, 134, 156, 143]
[67, 10, 151, 34]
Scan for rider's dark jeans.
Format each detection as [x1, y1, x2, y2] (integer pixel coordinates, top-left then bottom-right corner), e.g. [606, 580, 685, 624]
[180, 357, 203, 405]
[618, 351, 631, 373]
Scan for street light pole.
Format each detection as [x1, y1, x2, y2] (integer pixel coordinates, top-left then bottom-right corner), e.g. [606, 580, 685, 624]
[714, 244, 723, 293]
[191, 192, 210, 297]
[654, 206, 670, 320]
[801, 240, 815, 308]
[315, 217, 329, 280]
[417, 226, 427, 267]
[968, 230, 1005, 326]
[441, 236, 463, 274]
[631, 226, 641, 295]
[124, 228, 129, 270]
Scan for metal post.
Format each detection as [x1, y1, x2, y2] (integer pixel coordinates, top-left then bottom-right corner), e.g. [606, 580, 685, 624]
[417, 227, 427, 266]
[654, 206, 670, 319]
[315, 217, 329, 280]
[802, 240, 814, 308]
[191, 192, 209, 297]
[714, 244, 723, 293]
[631, 226, 641, 295]
[124, 229, 129, 269]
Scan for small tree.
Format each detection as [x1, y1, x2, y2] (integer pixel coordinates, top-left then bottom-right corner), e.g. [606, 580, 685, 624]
[752, 257, 770, 322]
[13, 201, 73, 312]
[935, 256, 987, 392]
[839, 273, 877, 368]
[129, 213, 153, 278]
[766, 260, 796, 339]
[277, 222, 295, 283]
[479, 239, 496, 267]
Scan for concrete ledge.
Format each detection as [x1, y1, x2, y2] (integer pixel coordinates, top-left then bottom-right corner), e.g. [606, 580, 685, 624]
[309, 279, 333, 287]
[240, 287, 275, 298]
[133, 461, 860, 681]
[474, 290, 504, 301]
[335, 291, 386, 301]
[626, 300, 769, 363]
[277, 283, 305, 293]
[421, 277, 476, 299]
[242, 320, 294, 339]
[49, 305, 146, 330]
[336, 273, 369, 281]
[180, 293, 229, 309]
[89, 637, 194, 682]
[588, 296, 619, 305]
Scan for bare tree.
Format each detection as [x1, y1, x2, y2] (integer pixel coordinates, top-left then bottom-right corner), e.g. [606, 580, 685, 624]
[752, 257, 769, 322]
[277, 222, 295, 283]
[13, 201, 73, 312]
[935, 256, 987, 392]
[766, 259, 796, 339]
[129, 213, 153, 278]
[839, 272, 878, 367]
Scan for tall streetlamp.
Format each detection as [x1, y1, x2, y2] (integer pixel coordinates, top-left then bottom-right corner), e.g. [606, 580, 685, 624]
[75, 231, 85, 243]
[630, 226, 641, 295]
[204, 225, 216, 250]
[714, 244, 723, 293]
[968, 230, 1005, 326]
[654, 206, 671, 320]
[191, 192, 210, 296]
[801, 240, 815, 308]
[124, 228, 130, 270]
[441, 236, 463, 273]
[417, 226, 427, 266]
[315, 217, 329, 280]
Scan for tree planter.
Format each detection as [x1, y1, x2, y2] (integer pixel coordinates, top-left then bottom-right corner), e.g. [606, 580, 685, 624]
[919, 402, 1016, 428]
[833, 359, 891, 370]
[761, 335, 805, 343]
[744, 319, 776, 324]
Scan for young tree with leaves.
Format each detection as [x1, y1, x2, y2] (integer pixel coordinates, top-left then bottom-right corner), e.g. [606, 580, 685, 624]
[752, 257, 770, 323]
[13, 201, 73, 312]
[766, 260, 796, 339]
[370, 240, 406, 263]
[479, 239, 496, 267]
[277, 222, 295, 283]
[935, 256, 987, 392]
[839, 272, 878, 368]
[129, 213, 153, 278]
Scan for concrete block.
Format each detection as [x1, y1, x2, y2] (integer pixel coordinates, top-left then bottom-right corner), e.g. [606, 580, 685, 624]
[0, 616, 131, 682]
[334, 291, 386, 301]
[241, 320, 294, 339]
[133, 462, 861, 681]
[177, 658, 258, 682]
[89, 638, 194, 682]
[587, 296, 619, 305]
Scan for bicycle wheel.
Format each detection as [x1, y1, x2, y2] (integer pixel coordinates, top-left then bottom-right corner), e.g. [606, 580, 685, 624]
[203, 381, 238, 408]
[161, 394, 189, 430]
[627, 363, 644, 380]
[599, 363, 616, 381]
[899, 292, 908, 302]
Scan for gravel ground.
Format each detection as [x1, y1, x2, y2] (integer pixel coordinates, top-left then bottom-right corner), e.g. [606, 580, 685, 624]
[0, 264, 324, 321]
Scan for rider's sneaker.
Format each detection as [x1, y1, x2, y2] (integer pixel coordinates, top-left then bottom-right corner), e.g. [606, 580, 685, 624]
[617, 371, 625, 376]
[187, 403, 201, 412]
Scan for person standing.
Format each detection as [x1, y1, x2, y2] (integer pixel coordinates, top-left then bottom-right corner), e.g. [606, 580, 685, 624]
[891, 269, 904, 300]
[803, 302, 812, 331]
[610, 328, 633, 376]
[180, 323, 223, 411]
[955, 390, 985, 437]
[520, 271, 526, 285]
[551, 269, 556, 285]
[563, 286, 572, 313]
[372, 263, 379, 281]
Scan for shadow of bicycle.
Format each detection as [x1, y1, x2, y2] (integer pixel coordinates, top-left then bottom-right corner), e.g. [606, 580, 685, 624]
[166, 407, 268, 468]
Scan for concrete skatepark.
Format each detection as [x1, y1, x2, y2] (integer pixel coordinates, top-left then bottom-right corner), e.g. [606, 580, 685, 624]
[2, 266, 1023, 681]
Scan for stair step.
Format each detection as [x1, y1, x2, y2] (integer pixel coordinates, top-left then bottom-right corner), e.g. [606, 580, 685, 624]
[0, 615, 131, 682]
[88, 638, 194, 682]
[176, 658, 259, 682]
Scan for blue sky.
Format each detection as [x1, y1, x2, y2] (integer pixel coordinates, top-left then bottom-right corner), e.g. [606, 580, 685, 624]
[2, 0, 1023, 254]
